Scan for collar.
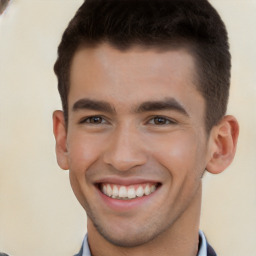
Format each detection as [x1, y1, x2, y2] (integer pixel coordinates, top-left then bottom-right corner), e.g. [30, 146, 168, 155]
[198, 230, 208, 256]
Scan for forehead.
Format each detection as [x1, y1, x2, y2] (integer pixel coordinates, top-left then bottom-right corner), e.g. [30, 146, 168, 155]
[70, 43, 197, 82]
[69, 43, 204, 117]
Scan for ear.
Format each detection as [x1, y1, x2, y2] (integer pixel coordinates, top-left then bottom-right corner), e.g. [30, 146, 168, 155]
[206, 115, 239, 174]
[52, 110, 69, 170]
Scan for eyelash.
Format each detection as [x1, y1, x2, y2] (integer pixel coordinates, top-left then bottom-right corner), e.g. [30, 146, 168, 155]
[79, 115, 176, 126]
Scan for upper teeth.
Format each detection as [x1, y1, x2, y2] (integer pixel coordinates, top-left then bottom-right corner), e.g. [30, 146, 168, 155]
[101, 183, 157, 200]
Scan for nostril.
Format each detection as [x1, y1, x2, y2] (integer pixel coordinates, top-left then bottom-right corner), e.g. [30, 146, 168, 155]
[103, 152, 147, 172]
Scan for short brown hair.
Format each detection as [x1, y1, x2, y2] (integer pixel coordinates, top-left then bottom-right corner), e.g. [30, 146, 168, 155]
[54, 0, 231, 133]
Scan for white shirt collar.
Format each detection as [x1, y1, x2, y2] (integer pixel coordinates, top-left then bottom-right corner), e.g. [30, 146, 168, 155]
[82, 230, 208, 256]
[81, 234, 91, 256]
[198, 230, 208, 256]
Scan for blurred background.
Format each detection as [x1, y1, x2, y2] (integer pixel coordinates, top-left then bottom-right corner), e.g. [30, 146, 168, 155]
[0, 0, 255, 255]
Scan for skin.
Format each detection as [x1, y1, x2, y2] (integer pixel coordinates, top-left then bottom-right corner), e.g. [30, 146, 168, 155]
[53, 43, 239, 256]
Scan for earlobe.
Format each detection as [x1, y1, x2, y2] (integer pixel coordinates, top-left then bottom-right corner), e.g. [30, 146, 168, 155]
[52, 110, 69, 170]
[206, 115, 239, 174]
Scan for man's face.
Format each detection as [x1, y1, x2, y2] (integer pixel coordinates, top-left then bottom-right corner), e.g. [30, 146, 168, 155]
[59, 44, 213, 246]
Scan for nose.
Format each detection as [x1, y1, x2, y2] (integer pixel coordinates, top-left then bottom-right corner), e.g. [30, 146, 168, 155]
[103, 125, 147, 172]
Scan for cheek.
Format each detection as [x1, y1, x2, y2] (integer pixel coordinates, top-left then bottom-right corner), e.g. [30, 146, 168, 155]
[66, 132, 105, 174]
[150, 131, 205, 177]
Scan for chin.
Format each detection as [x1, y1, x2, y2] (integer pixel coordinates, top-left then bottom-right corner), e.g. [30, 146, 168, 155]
[98, 229, 157, 248]
[91, 216, 169, 248]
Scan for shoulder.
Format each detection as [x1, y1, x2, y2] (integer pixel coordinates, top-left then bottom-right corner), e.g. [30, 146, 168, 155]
[199, 230, 217, 256]
[207, 242, 217, 256]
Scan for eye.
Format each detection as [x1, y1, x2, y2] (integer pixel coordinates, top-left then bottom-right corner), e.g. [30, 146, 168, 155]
[79, 116, 107, 125]
[148, 116, 176, 125]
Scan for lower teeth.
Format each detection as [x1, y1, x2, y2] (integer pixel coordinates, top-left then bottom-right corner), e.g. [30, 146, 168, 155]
[114, 197, 130, 200]
[110, 195, 146, 200]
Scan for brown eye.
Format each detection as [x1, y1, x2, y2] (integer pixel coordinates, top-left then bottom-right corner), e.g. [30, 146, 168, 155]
[89, 116, 103, 124]
[80, 116, 107, 125]
[154, 117, 168, 125]
[148, 116, 175, 125]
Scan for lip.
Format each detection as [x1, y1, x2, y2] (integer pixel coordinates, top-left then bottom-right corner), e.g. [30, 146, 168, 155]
[94, 177, 162, 212]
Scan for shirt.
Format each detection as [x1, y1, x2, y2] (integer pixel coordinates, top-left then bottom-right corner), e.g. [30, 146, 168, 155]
[81, 230, 208, 256]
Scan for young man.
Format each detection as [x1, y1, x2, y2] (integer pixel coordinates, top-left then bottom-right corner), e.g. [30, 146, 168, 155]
[53, 0, 239, 255]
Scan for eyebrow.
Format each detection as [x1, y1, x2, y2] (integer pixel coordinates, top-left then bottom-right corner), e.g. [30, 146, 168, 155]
[72, 98, 115, 113]
[135, 98, 189, 116]
[72, 97, 189, 116]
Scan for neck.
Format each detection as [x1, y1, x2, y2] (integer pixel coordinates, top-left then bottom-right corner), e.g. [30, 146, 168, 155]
[88, 183, 202, 256]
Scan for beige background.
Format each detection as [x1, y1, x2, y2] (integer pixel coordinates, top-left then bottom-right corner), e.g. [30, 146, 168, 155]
[0, 0, 255, 255]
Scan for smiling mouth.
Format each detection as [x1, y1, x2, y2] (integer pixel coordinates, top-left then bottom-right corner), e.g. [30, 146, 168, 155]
[97, 183, 161, 200]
